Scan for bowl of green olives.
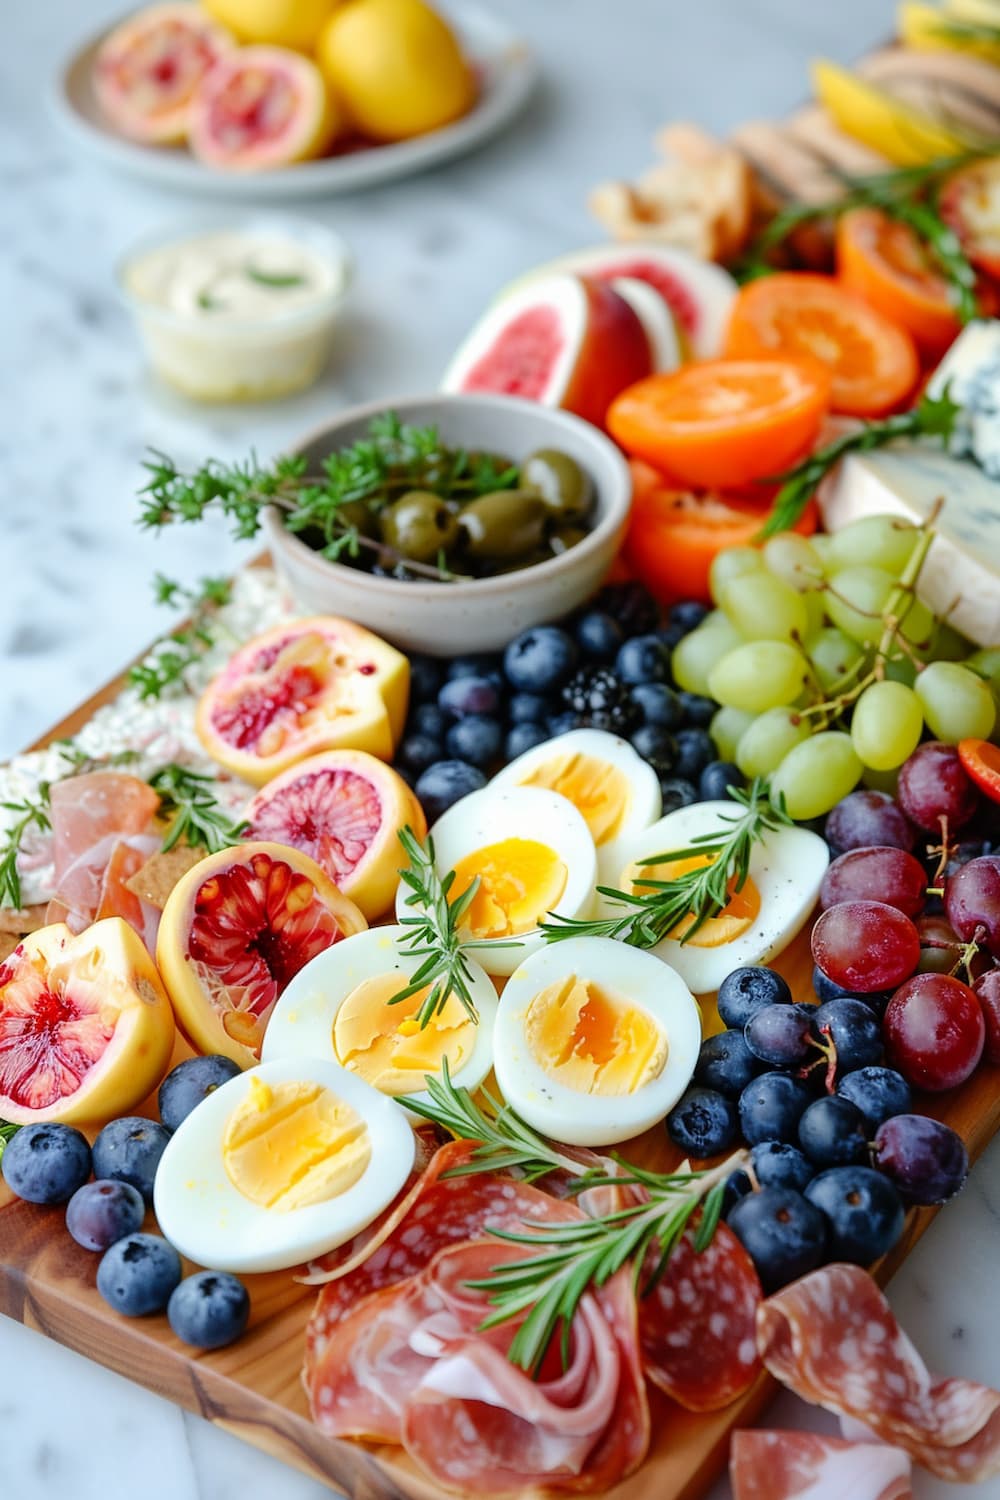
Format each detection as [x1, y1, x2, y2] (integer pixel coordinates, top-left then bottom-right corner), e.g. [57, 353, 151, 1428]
[264, 393, 632, 654]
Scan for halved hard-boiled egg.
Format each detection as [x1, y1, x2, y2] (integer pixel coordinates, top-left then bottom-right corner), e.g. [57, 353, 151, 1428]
[599, 800, 829, 994]
[261, 925, 496, 1118]
[491, 728, 661, 881]
[399, 786, 597, 976]
[494, 937, 701, 1145]
[153, 1057, 415, 1273]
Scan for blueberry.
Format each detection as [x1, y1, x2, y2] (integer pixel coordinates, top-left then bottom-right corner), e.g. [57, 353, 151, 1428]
[723, 1169, 753, 1213]
[616, 634, 671, 686]
[656, 622, 685, 651]
[596, 580, 660, 635]
[410, 703, 450, 740]
[744, 1003, 816, 1068]
[677, 691, 717, 727]
[508, 692, 550, 725]
[673, 727, 714, 781]
[806, 1166, 905, 1264]
[694, 1031, 760, 1098]
[439, 675, 501, 718]
[658, 776, 698, 813]
[414, 761, 487, 821]
[168, 1271, 250, 1349]
[811, 965, 892, 1016]
[575, 611, 624, 660]
[506, 723, 550, 759]
[409, 654, 444, 703]
[447, 654, 504, 691]
[548, 711, 583, 737]
[1, 1123, 91, 1205]
[738, 1072, 813, 1146]
[670, 600, 709, 633]
[717, 966, 792, 1030]
[630, 725, 677, 773]
[503, 627, 577, 693]
[699, 760, 746, 801]
[97, 1232, 182, 1317]
[666, 1087, 740, 1157]
[445, 716, 502, 768]
[631, 682, 682, 730]
[836, 1067, 912, 1131]
[813, 998, 883, 1074]
[798, 1096, 869, 1168]
[91, 1117, 171, 1205]
[158, 1054, 242, 1133]
[398, 733, 444, 774]
[750, 1141, 816, 1193]
[727, 1187, 828, 1293]
[66, 1180, 145, 1252]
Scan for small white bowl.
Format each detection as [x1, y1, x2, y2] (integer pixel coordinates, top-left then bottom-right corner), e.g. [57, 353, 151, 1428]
[266, 393, 632, 655]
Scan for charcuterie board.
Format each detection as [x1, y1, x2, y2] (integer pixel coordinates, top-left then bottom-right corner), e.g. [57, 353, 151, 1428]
[3, 621, 1000, 1500]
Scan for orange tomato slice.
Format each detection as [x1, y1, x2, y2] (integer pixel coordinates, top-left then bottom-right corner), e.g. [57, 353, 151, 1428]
[835, 207, 960, 359]
[958, 739, 1000, 805]
[939, 157, 1000, 283]
[724, 272, 919, 417]
[607, 358, 831, 489]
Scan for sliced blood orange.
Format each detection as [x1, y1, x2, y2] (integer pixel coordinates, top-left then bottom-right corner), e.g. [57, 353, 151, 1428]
[189, 45, 339, 171]
[196, 616, 410, 786]
[156, 842, 367, 1068]
[244, 750, 426, 921]
[0, 919, 176, 1126]
[94, 3, 235, 146]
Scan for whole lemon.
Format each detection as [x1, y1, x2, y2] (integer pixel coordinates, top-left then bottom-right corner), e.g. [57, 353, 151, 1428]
[318, 0, 475, 142]
[200, 0, 339, 51]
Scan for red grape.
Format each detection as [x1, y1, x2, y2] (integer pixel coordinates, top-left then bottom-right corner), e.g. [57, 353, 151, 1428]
[811, 900, 921, 993]
[883, 973, 985, 1091]
[897, 742, 978, 834]
[824, 790, 916, 853]
[944, 854, 1000, 959]
[973, 969, 1000, 1065]
[916, 915, 982, 977]
[819, 846, 927, 917]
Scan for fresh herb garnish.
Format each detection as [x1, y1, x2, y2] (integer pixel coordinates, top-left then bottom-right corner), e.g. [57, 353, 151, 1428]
[244, 264, 307, 289]
[51, 741, 140, 775]
[196, 289, 219, 311]
[147, 764, 247, 855]
[0, 1122, 20, 1165]
[0, 790, 52, 910]
[541, 778, 789, 948]
[127, 574, 233, 700]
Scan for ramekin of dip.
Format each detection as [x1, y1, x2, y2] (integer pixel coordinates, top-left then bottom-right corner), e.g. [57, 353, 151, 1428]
[119, 217, 352, 402]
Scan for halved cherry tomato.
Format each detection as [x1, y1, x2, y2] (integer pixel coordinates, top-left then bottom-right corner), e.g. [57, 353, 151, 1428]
[724, 273, 919, 417]
[835, 207, 960, 359]
[940, 157, 1000, 282]
[958, 738, 1000, 805]
[623, 461, 818, 604]
[607, 357, 831, 490]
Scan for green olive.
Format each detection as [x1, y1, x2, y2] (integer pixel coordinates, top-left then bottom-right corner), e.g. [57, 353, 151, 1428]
[458, 489, 547, 561]
[337, 499, 379, 540]
[379, 490, 460, 563]
[521, 449, 592, 521]
[548, 525, 588, 556]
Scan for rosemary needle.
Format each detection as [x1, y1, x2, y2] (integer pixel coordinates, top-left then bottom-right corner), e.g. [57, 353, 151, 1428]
[147, 765, 248, 855]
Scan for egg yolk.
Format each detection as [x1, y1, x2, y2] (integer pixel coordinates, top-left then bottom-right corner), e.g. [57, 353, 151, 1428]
[626, 852, 761, 947]
[222, 1075, 370, 1211]
[450, 838, 567, 939]
[332, 972, 477, 1095]
[524, 975, 667, 1095]
[518, 753, 631, 846]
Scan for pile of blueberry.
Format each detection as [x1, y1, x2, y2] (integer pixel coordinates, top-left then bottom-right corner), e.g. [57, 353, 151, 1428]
[396, 581, 747, 822]
[665, 963, 969, 1294]
[1, 1054, 248, 1348]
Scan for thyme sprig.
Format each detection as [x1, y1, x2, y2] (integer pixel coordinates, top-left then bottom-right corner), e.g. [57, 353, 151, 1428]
[541, 778, 788, 949]
[147, 764, 247, 855]
[0, 1122, 20, 1165]
[128, 574, 234, 700]
[0, 791, 52, 910]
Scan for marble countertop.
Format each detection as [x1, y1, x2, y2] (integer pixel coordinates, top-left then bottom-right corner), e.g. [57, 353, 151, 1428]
[3, 2, 1000, 1498]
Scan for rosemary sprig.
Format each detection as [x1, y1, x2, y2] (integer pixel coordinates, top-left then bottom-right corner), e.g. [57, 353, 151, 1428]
[147, 764, 247, 855]
[128, 574, 234, 701]
[758, 386, 963, 538]
[0, 790, 52, 910]
[0, 1121, 20, 1165]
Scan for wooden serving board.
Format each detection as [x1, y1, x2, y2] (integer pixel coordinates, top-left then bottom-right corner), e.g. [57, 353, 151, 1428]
[3, 642, 1000, 1500]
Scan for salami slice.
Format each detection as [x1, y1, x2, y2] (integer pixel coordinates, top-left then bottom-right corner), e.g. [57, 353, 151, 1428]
[757, 1264, 1000, 1482]
[730, 1430, 912, 1500]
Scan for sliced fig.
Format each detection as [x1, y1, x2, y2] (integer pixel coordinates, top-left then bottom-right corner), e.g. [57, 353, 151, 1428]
[189, 45, 339, 171]
[157, 842, 367, 1067]
[0, 919, 175, 1126]
[442, 272, 652, 429]
[245, 749, 426, 922]
[94, 2, 235, 146]
[195, 616, 410, 786]
[612, 276, 682, 372]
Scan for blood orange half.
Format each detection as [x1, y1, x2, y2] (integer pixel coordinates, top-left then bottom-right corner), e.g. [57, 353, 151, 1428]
[94, 3, 235, 146]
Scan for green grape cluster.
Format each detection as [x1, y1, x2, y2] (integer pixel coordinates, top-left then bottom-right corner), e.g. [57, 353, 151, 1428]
[672, 515, 1000, 822]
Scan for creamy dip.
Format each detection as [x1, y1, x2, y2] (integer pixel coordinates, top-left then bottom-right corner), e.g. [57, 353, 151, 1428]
[125, 230, 345, 323]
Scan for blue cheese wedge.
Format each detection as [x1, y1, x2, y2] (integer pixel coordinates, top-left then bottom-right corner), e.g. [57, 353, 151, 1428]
[926, 318, 1000, 480]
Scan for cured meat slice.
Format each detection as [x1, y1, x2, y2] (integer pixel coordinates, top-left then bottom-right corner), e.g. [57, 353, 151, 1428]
[95, 840, 161, 951]
[48, 774, 161, 937]
[730, 1430, 912, 1500]
[757, 1264, 1000, 1482]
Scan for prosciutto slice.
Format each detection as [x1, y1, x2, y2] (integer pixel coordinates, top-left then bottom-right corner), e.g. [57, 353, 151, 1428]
[46, 773, 161, 945]
[730, 1431, 912, 1500]
[757, 1264, 1000, 1482]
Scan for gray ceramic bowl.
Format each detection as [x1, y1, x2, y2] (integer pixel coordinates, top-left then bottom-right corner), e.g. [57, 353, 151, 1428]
[264, 393, 632, 656]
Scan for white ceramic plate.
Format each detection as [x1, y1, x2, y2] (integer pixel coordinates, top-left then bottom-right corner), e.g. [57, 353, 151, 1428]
[51, 4, 537, 199]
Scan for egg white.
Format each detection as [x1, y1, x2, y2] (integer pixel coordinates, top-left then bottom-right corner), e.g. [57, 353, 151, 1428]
[398, 785, 598, 976]
[261, 925, 497, 1120]
[153, 1057, 415, 1274]
[494, 936, 701, 1146]
[599, 800, 829, 993]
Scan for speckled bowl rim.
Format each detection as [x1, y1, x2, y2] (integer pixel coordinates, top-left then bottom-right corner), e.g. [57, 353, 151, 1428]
[265, 392, 632, 600]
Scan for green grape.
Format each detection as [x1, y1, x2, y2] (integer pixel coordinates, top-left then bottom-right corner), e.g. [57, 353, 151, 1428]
[802, 589, 826, 640]
[709, 545, 763, 604]
[762, 533, 825, 591]
[810, 533, 835, 568]
[850, 680, 924, 770]
[708, 641, 810, 713]
[966, 646, 1000, 683]
[883, 655, 917, 688]
[806, 626, 865, 693]
[770, 731, 863, 820]
[862, 765, 900, 794]
[914, 661, 997, 743]
[923, 620, 970, 663]
[827, 515, 919, 575]
[825, 565, 934, 650]
[710, 705, 756, 761]
[720, 572, 809, 642]
[736, 707, 811, 779]
[672, 610, 743, 696]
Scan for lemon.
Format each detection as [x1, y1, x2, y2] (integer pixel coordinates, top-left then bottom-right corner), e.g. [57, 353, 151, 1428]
[200, 0, 339, 51]
[318, 0, 475, 142]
